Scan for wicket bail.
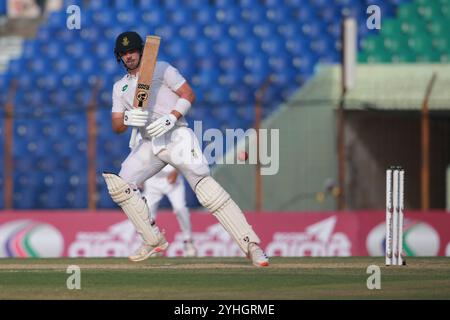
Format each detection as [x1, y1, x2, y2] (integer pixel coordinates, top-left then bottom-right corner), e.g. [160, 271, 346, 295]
[386, 166, 406, 266]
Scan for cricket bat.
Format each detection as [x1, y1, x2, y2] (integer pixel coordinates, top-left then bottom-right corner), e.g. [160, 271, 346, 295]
[129, 35, 161, 148]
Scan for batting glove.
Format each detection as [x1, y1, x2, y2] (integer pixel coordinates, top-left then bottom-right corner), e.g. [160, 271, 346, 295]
[124, 109, 149, 127]
[146, 114, 177, 138]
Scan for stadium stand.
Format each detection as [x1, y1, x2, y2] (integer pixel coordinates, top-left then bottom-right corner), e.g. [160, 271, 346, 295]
[1, 0, 419, 209]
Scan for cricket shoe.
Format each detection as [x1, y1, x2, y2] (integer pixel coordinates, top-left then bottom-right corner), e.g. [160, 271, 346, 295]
[183, 240, 198, 257]
[247, 242, 269, 267]
[129, 233, 169, 262]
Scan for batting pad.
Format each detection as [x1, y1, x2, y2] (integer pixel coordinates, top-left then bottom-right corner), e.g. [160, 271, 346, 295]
[103, 173, 160, 246]
[195, 176, 260, 254]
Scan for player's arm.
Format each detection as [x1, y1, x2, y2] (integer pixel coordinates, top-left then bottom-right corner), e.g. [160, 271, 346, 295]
[112, 112, 128, 134]
[170, 82, 196, 120]
[146, 64, 195, 138]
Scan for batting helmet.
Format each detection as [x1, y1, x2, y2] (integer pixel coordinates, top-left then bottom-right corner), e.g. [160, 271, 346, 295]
[114, 31, 144, 63]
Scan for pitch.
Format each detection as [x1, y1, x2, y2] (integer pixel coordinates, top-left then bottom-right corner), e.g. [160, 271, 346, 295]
[0, 257, 449, 299]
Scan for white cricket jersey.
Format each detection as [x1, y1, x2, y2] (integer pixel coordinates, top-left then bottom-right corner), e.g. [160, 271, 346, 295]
[112, 61, 188, 133]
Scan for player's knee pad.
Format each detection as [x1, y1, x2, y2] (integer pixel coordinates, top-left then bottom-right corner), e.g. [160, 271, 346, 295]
[195, 176, 230, 212]
[195, 176, 260, 254]
[103, 172, 160, 246]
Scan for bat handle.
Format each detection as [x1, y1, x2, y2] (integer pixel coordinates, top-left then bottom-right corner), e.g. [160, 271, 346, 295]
[129, 127, 138, 149]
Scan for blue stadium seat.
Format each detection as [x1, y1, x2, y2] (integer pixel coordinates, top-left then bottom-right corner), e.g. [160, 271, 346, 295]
[153, 25, 176, 39]
[253, 22, 278, 38]
[141, 9, 166, 26]
[219, 69, 245, 87]
[216, 6, 241, 24]
[13, 189, 36, 209]
[62, 156, 87, 172]
[261, 37, 287, 55]
[116, 10, 141, 28]
[229, 86, 253, 104]
[40, 41, 64, 59]
[241, 6, 266, 23]
[302, 21, 328, 38]
[164, 0, 182, 9]
[213, 38, 238, 57]
[178, 25, 202, 41]
[91, 9, 118, 26]
[238, 37, 261, 56]
[14, 120, 41, 140]
[22, 40, 39, 59]
[192, 38, 214, 57]
[97, 187, 116, 208]
[203, 24, 228, 40]
[80, 26, 102, 42]
[93, 40, 115, 60]
[47, 11, 66, 28]
[55, 27, 80, 43]
[36, 157, 61, 173]
[85, 0, 107, 9]
[266, 7, 291, 23]
[7, 58, 24, 76]
[38, 187, 68, 208]
[168, 8, 193, 26]
[14, 155, 34, 172]
[164, 39, 190, 57]
[193, 69, 221, 89]
[65, 188, 87, 209]
[194, 7, 216, 25]
[204, 86, 229, 104]
[172, 57, 196, 78]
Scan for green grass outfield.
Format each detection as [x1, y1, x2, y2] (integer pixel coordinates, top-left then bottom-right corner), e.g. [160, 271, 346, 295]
[0, 257, 449, 299]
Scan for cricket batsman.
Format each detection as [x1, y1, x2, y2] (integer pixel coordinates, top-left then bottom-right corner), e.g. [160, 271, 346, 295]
[103, 31, 269, 267]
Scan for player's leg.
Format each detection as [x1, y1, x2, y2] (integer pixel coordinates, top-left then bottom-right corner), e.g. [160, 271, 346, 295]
[103, 141, 168, 261]
[162, 127, 268, 266]
[195, 176, 268, 266]
[166, 178, 197, 257]
[128, 180, 166, 261]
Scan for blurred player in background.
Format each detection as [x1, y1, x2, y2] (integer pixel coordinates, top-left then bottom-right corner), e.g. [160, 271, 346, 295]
[135, 164, 197, 259]
[103, 31, 269, 267]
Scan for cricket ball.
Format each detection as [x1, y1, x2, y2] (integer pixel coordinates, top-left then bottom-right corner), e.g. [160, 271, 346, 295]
[238, 150, 248, 161]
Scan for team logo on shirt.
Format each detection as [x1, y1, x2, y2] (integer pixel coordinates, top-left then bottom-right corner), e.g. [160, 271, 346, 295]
[122, 84, 128, 92]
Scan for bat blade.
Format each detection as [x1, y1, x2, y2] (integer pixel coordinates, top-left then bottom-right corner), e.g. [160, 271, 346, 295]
[129, 35, 161, 148]
[132, 35, 161, 110]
